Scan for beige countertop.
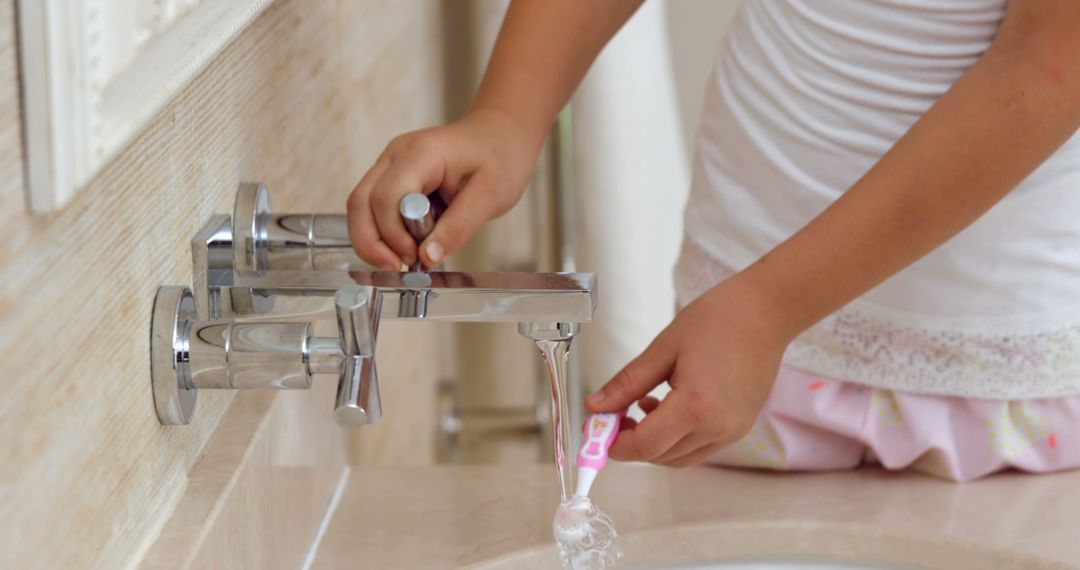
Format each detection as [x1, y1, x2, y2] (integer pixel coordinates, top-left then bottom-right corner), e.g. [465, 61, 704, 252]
[311, 464, 1080, 569]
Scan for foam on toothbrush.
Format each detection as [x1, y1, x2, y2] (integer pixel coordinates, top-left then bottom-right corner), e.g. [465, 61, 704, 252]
[553, 412, 624, 570]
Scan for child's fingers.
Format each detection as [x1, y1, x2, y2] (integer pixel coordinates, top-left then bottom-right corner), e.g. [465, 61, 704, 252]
[643, 387, 717, 464]
[587, 416, 638, 434]
[420, 169, 502, 266]
[369, 151, 445, 265]
[637, 396, 660, 414]
[608, 395, 692, 462]
[347, 159, 401, 270]
[661, 442, 726, 468]
[652, 431, 708, 464]
[587, 335, 676, 413]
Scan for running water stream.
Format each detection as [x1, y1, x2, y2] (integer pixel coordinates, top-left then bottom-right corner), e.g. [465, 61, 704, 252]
[535, 339, 576, 499]
[534, 338, 622, 569]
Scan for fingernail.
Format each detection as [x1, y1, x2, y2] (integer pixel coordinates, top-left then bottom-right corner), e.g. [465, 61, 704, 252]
[402, 255, 416, 267]
[587, 391, 606, 404]
[380, 262, 397, 271]
[425, 241, 444, 264]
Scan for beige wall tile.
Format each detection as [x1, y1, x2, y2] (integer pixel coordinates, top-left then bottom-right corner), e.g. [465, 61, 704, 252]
[0, 0, 449, 567]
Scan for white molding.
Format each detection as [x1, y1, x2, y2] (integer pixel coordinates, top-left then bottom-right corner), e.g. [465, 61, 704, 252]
[18, 0, 275, 212]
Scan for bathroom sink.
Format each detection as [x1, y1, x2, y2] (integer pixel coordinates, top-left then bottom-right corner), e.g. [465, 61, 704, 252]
[473, 520, 1047, 569]
[629, 562, 904, 569]
[310, 465, 1080, 569]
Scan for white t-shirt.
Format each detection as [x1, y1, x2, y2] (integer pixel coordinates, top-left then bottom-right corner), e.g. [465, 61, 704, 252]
[677, 0, 1080, 399]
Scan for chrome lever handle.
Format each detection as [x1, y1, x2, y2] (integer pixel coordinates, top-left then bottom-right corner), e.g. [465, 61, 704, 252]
[151, 285, 387, 428]
[399, 192, 445, 272]
[230, 184, 445, 273]
[335, 356, 380, 427]
[333, 285, 382, 427]
[335, 285, 379, 357]
[399, 192, 436, 244]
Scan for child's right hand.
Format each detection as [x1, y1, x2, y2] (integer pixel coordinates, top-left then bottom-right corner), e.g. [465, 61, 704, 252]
[347, 109, 542, 270]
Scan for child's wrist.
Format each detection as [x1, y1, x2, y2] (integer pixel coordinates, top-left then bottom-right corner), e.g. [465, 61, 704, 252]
[466, 104, 553, 150]
[713, 271, 809, 346]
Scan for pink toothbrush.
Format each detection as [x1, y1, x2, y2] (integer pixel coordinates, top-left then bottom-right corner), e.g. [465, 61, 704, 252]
[552, 411, 626, 560]
[574, 412, 623, 497]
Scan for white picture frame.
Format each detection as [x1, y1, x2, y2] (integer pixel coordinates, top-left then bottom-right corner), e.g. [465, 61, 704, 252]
[18, 0, 274, 212]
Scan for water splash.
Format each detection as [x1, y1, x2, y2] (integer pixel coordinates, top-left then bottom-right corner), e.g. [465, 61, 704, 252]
[553, 496, 623, 569]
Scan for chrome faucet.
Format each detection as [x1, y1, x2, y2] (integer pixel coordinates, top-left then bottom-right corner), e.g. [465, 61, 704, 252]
[151, 184, 596, 428]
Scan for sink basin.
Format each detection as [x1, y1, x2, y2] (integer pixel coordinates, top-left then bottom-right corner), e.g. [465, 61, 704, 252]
[644, 563, 912, 570]
[630, 563, 902, 570]
[472, 521, 1056, 569]
[309, 465, 1080, 569]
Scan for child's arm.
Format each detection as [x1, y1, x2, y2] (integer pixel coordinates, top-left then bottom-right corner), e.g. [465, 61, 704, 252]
[347, 0, 643, 270]
[471, 0, 644, 146]
[588, 1, 1080, 466]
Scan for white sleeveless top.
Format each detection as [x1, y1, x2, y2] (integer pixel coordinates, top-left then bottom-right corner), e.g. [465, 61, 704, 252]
[677, 0, 1080, 399]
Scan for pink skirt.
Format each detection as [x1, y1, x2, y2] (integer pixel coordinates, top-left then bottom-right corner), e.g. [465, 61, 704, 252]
[710, 364, 1080, 481]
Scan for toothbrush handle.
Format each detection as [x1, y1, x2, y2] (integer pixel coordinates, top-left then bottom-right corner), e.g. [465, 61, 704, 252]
[577, 412, 623, 471]
[574, 412, 624, 497]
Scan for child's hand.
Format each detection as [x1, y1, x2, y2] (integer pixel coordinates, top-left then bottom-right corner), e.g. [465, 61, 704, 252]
[347, 109, 541, 269]
[585, 278, 794, 467]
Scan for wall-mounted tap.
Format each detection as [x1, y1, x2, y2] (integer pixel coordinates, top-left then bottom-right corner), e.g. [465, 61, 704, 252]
[152, 184, 596, 428]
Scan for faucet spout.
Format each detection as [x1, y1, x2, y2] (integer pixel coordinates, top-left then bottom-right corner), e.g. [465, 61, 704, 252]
[225, 270, 597, 324]
[518, 321, 581, 342]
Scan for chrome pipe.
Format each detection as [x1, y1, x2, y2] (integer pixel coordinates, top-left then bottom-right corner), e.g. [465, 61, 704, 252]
[186, 321, 313, 390]
[307, 337, 344, 375]
[263, 213, 359, 270]
[232, 183, 362, 272]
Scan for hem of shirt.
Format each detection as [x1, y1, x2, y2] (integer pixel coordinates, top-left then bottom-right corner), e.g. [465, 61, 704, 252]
[677, 227, 1080, 400]
[781, 349, 1080, 400]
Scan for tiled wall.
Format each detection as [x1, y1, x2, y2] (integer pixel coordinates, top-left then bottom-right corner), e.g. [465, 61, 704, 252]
[0, 1, 451, 567]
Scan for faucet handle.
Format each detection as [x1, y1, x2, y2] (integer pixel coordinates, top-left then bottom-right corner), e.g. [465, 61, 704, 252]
[335, 285, 379, 357]
[333, 285, 383, 427]
[399, 192, 436, 243]
[335, 355, 381, 427]
[399, 192, 446, 271]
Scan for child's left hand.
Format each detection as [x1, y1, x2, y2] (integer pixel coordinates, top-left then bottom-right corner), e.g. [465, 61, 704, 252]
[584, 278, 794, 467]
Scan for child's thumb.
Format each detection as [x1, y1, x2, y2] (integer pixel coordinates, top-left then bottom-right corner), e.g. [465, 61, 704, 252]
[418, 173, 499, 266]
